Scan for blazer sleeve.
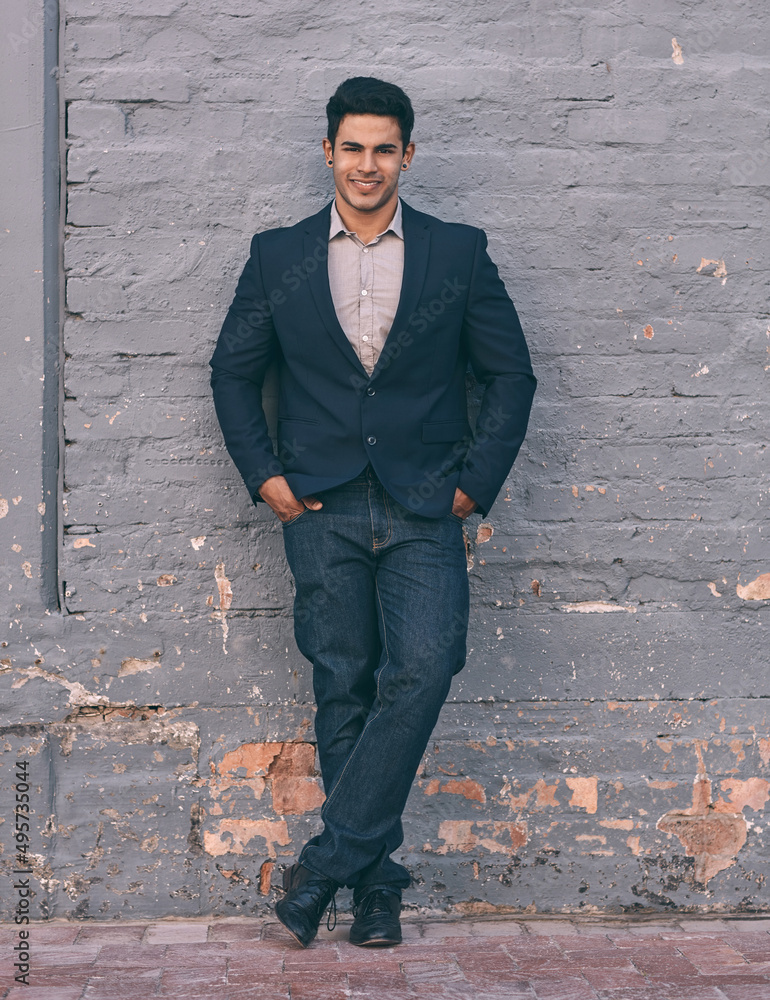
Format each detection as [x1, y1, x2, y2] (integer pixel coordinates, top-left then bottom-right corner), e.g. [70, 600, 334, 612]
[209, 233, 281, 504]
[457, 228, 537, 517]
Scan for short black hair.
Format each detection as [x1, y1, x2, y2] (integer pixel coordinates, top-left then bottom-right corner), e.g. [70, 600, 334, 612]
[326, 77, 414, 151]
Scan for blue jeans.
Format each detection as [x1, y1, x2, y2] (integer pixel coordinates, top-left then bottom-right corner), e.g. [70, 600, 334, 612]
[280, 462, 470, 890]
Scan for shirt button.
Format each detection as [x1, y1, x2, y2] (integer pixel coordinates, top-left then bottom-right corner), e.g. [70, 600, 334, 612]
[367, 387, 376, 396]
[367, 435, 376, 445]
[361, 289, 368, 296]
[362, 335, 369, 342]
[363, 248, 369, 253]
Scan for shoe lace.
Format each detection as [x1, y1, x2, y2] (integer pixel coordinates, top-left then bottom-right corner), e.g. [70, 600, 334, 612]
[326, 889, 337, 931]
[306, 873, 337, 931]
[355, 888, 395, 917]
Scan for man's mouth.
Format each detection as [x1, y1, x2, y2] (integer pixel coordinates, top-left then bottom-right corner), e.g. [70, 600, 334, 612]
[350, 179, 381, 191]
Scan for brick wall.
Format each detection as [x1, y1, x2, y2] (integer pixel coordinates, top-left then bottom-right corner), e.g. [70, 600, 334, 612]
[2, 0, 769, 919]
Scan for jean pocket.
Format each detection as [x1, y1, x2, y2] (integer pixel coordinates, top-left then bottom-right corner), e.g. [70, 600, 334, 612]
[281, 507, 308, 527]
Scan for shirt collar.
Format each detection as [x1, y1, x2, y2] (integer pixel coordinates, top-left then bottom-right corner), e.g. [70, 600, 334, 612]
[329, 196, 404, 242]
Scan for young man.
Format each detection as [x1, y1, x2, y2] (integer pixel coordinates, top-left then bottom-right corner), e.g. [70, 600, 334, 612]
[209, 77, 536, 947]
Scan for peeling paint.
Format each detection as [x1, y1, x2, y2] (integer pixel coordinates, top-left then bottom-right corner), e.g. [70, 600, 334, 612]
[203, 818, 290, 857]
[190, 535, 206, 550]
[671, 37, 683, 64]
[436, 819, 527, 855]
[643, 324, 654, 339]
[736, 573, 770, 601]
[425, 778, 486, 803]
[565, 776, 598, 814]
[73, 538, 95, 549]
[156, 574, 176, 586]
[11, 664, 111, 707]
[475, 523, 494, 544]
[0, 497, 8, 518]
[214, 561, 233, 653]
[118, 657, 161, 677]
[657, 748, 748, 884]
[696, 257, 727, 285]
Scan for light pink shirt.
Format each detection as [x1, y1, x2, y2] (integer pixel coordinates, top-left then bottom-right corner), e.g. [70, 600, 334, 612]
[327, 198, 405, 376]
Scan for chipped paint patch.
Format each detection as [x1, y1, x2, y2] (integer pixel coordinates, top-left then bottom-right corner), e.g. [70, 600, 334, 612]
[212, 742, 324, 816]
[156, 574, 176, 586]
[190, 535, 206, 550]
[671, 37, 683, 64]
[259, 860, 273, 894]
[757, 738, 770, 767]
[475, 523, 493, 544]
[425, 778, 486, 803]
[717, 778, 770, 813]
[736, 573, 770, 601]
[696, 257, 727, 285]
[657, 750, 748, 884]
[11, 665, 111, 707]
[561, 602, 636, 613]
[643, 324, 654, 339]
[214, 561, 233, 653]
[203, 818, 290, 857]
[707, 582, 722, 597]
[119, 657, 161, 677]
[436, 819, 527, 855]
[566, 776, 598, 813]
[600, 819, 634, 831]
[73, 538, 95, 549]
[0, 497, 8, 518]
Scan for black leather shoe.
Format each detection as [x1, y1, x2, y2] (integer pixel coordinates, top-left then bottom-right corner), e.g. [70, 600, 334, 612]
[275, 863, 339, 948]
[349, 887, 402, 947]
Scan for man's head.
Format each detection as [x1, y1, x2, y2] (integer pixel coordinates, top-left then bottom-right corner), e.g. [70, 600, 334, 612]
[322, 77, 416, 217]
[325, 77, 414, 152]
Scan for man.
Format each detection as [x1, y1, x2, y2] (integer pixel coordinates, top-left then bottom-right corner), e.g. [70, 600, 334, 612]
[209, 77, 536, 948]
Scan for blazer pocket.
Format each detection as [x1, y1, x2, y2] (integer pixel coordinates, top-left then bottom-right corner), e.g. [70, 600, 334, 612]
[278, 415, 320, 425]
[421, 420, 471, 444]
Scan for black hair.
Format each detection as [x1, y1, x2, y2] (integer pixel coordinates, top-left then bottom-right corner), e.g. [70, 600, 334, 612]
[326, 77, 414, 151]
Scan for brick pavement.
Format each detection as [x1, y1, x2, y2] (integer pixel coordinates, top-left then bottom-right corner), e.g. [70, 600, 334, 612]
[1, 916, 769, 999]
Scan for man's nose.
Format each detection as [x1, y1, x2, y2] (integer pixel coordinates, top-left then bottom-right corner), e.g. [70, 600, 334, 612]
[360, 150, 377, 173]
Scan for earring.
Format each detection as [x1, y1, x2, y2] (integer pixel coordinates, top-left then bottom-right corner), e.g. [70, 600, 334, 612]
[401, 163, 407, 170]
[328, 159, 333, 165]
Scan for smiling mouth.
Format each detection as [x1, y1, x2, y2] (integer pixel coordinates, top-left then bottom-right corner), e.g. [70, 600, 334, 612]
[350, 179, 381, 189]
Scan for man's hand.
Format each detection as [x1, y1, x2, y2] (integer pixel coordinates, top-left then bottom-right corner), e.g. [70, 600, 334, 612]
[451, 487, 478, 520]
[258, 475, 322, 522]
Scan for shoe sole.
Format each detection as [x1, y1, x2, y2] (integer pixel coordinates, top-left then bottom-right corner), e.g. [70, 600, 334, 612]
[350, 935, 402, 947]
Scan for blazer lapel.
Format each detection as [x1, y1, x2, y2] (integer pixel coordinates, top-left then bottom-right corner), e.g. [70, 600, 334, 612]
[370, 200, 430, 380]
[303, 198, 431, 382]
[304, 204, 369, 378]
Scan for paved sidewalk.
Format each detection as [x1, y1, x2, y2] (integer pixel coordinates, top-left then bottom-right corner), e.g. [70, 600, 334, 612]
[1, 914, 769, 999]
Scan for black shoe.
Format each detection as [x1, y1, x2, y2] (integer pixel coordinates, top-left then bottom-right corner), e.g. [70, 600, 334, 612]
[274, 863, 339, 948]
[349, 887, 402, 947]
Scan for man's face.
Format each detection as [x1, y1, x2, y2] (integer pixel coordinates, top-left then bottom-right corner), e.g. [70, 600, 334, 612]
[322, 114, 415, 214]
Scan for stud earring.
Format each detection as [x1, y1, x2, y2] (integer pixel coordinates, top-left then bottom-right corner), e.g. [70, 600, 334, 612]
[328, 159, 333, 165]
[401, 163, 407, 170]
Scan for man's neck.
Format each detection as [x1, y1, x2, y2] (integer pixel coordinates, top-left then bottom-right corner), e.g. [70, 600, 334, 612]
[333, 191, 399, 245]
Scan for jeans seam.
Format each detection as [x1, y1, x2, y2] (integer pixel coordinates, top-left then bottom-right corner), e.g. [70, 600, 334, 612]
[319, 573, 390, 818]
[377, 490, 393, 548]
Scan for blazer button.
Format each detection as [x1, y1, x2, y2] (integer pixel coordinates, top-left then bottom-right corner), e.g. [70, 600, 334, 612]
[367, 435, 377, 445]
[366, 387, 376, 396]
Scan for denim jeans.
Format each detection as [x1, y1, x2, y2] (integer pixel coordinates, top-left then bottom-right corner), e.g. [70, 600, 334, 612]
[280, 462, 470, 890]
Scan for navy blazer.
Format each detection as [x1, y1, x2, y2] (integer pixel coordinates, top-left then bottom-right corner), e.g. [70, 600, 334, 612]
[209, 199, 536, 518]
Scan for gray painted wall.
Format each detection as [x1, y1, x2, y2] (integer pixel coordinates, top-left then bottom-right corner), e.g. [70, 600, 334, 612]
[2, 0, 769, 920]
